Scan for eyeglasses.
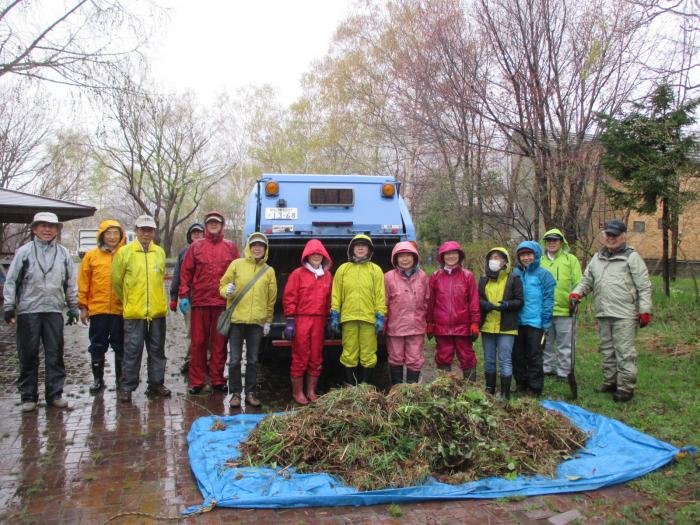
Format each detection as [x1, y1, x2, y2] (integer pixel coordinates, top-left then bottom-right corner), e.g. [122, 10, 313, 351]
[603, 231, 621, 238]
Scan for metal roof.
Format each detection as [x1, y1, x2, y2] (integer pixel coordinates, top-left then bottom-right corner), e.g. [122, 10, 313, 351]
[0, 188, 96, 223]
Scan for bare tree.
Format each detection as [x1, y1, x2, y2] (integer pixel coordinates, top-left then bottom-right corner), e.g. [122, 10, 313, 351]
[0, 0, 160, 87]
[0, 82, 53, 190]
[473, 0, 651, 244]
[92, 78, 238, 256]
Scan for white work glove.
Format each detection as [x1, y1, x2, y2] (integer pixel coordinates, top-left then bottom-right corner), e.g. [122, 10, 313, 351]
[226, 283, 236, 298]
[263, 322, 271, 336]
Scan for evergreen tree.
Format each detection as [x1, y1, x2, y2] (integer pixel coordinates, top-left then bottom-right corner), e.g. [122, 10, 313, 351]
[597, 84, 699, 296]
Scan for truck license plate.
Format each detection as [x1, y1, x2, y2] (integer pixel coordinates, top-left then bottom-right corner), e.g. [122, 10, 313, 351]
[265, 207, 298, 220]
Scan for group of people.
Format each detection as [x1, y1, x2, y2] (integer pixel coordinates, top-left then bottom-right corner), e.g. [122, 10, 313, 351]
[2, 210, 652, 412]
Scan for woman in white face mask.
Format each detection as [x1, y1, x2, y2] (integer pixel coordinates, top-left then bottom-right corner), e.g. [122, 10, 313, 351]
[477, 247, 524, 400]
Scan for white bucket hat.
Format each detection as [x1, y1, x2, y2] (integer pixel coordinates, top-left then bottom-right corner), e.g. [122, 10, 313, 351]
[135, 215, 157, 229]
[30, 211, 61, 228]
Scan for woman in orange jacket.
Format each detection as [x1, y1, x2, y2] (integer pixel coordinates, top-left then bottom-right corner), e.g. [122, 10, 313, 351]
[77, 220, 126, 393]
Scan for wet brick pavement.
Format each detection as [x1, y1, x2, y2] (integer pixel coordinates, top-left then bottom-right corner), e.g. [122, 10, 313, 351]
[0, 312, 651, 524]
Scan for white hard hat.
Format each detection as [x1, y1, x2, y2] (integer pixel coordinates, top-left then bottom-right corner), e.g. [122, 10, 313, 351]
[30, 211, 61, 227]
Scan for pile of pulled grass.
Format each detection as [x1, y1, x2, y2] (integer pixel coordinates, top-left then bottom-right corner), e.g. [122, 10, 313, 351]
[234, 376, 587, 491]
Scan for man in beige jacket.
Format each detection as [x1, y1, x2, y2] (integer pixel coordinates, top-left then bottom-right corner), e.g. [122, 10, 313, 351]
[570, 220, 652, 402]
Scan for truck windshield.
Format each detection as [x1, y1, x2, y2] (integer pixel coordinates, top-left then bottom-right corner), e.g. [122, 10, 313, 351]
[309, 188, 354, 207]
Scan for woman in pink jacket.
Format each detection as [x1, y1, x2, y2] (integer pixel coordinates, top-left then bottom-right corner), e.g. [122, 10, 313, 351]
[427, 241, 481, 381]
[384, 242, 430, 385]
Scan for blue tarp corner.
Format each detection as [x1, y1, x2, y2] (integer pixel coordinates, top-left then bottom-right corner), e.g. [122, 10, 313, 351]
[183, 401, 682, 513]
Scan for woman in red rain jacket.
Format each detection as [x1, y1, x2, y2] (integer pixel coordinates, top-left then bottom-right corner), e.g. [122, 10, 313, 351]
[282, 239, 333, 404]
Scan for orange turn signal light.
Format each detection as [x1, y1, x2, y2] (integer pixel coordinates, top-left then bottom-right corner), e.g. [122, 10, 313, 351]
[265, 180, 279, 196]
[381, 183, 395, 198]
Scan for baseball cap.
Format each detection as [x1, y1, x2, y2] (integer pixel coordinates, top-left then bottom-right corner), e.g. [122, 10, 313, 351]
[204, 211, 224, 224]
[603, 219, 627, 236]
[543, 233, 563, 241]
[135, 215, 157, 229]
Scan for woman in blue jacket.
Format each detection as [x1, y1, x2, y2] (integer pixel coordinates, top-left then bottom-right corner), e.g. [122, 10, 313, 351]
[512, 241, 556, 395]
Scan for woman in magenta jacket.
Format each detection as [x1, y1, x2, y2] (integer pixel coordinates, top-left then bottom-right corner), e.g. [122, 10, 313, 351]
[427, 241, 480, 381]
[384, 242, 429, 385]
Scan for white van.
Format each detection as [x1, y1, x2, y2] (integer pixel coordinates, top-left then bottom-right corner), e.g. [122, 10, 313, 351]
[78, 228, 135, 258]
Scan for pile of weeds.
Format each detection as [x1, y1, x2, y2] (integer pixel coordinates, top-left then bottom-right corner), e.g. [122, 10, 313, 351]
[233, 376, 586, 491]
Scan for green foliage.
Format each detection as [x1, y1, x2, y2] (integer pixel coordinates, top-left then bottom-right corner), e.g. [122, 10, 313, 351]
[509, 276, 699, 523]
[234, 377, 585, 491]
[597, 84, 699, 214]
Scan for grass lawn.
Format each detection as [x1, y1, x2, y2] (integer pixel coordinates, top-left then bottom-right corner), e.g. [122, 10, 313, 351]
[470, 275, 700, 524]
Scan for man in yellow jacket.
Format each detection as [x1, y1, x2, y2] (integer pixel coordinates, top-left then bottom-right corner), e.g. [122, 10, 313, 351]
[78, 220, 126, 394]
[111, 215, 170, 403]
[219, 232, 276, 408]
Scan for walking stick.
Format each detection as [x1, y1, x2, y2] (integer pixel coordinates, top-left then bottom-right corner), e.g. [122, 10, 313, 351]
[568, 304, 578, 400]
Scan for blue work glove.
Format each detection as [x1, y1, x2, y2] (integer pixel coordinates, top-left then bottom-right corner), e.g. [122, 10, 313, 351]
[65, 308, 80, 326]
[283, 317, 295, 339]
[179, 298, 191, 314]
[329, 310, 340, 336]
[375, 313, 385, 334]
[483, 301, 497, 312]
[497, 301, 509, 311]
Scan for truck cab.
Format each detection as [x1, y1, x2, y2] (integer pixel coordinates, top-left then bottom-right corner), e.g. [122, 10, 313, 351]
[244, 174, 416, 347]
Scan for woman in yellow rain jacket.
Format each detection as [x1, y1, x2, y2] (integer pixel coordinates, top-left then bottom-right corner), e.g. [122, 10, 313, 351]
[330, 234, 386, 386]
[219, 232, 277, 408]
[77, 220, 126, 393]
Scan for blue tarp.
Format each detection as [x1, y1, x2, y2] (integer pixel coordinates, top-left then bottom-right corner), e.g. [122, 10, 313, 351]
[183, 400, 681, 513]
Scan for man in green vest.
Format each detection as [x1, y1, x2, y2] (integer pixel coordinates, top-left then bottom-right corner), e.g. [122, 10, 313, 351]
[540, 228, 583, 381]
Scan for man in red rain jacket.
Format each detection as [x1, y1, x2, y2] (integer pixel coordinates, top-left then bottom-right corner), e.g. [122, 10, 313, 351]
[178, 211, 240, 394]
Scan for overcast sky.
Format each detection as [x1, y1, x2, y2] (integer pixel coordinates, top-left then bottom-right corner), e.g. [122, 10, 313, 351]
[148, 1, 354, 105]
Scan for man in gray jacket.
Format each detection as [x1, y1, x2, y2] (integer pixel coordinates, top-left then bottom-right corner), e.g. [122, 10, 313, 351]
[3, 212, 79, 412]
[569, 220, 652, 402]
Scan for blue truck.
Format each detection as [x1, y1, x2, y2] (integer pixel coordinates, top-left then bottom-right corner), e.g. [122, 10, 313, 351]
[244, 173, 417, 348]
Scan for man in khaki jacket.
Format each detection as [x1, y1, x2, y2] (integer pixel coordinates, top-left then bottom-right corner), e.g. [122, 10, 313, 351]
[570, 220, 652, 402]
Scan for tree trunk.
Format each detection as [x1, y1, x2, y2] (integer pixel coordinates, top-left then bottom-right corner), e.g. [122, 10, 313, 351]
[662, 197, 670, 297]
[670, 193, 679, 281]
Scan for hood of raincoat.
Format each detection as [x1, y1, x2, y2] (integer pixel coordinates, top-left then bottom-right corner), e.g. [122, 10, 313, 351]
[301, 238, 332, 270]
[484, 246, 511, 278]
[97, 220, 125, 252]
[539, 228, 571, 254]
[515, 240, 542, 272]
[244, 232, 269, 263]
[391, 241, 420, 269]
[347, 234, 374, 261]
[186, 223, 204, 244]
[437, 241, 465, 266]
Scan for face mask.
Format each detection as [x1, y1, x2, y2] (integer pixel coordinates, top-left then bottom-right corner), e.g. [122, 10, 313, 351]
[488, 259, 502, 272]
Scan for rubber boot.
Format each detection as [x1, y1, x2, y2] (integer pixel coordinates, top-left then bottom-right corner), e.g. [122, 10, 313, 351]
[343, 366, 359, 387]
[291, 376, 308, 405]
[389, 365, 404, 386]
[360, 365, 374, 385]
[485, 372, 497, 395]
[406, 369, 420, 384]
[436, 364, 451, 373]
[463, 367, 477, 383]
[114, 352, 123, 386]
[500, 375, 512, 400]
[305, 374, 319, 402]
[89, 357, 105, 394]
